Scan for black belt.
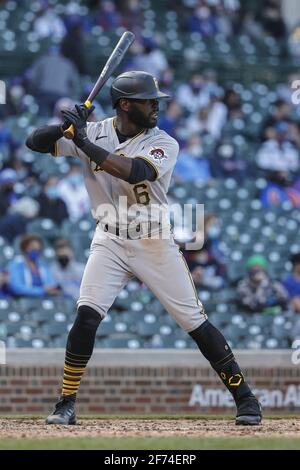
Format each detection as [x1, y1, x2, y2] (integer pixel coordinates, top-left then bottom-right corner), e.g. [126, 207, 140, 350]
[104, 223, 141, 237]
[96, 221, 162, 239]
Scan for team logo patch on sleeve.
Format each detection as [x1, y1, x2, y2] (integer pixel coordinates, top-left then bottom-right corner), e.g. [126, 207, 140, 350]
[149, 148, 167, 164]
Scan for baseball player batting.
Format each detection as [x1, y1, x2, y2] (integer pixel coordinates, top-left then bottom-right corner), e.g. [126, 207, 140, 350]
[26, 70, 262, 426]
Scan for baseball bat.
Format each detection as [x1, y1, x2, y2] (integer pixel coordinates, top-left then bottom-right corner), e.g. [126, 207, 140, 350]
[63, 31, 135, 139]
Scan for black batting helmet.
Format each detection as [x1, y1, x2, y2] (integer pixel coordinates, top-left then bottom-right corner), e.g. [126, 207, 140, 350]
[110, 71, 170, 108]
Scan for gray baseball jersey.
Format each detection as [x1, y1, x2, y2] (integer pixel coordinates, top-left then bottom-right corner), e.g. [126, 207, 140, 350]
[53, 116, 207, 332]
[54, 117, 179, 227]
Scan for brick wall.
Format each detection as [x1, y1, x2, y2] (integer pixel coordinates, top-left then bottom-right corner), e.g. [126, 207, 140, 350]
[0, 350, 299, 414]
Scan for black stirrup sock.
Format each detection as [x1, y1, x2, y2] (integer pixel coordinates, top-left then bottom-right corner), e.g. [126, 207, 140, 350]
[61, 305, 102, 399]
[189, 320, 254, 404]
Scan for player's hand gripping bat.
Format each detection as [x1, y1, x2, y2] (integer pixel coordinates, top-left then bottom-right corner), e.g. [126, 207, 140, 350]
[63, 31, 135, 139]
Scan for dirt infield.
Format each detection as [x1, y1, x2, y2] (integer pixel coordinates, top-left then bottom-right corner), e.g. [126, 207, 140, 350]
[0, 418, 299, 439]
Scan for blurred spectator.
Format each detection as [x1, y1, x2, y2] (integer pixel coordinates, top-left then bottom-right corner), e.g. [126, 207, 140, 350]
[186, 107, 211, 136]
[60, 19, 88, 75]
[121, 0, 144, 35]
[173, 135, 211, 183]
[236, 255, 289, 313]
[187, 5, 218, 37]
[0, 196, 39, 241]
[33, 3, 66, 41]
[130, 38, 169, 80]
[159, 68, 175, 96]
[27, 46, 80, 116]
[282, 253, 300, 313]
[176, 74, 210, 114]
[223, 88, 242, 119]
[256, 124, 299, 173]
[260, 171, 300, 208]
[261, 100, 300, 145]
[57, 163, 90, 222]
[184, 214, 226, 291]
[51, 239, 85, 299]
[262, 100, 292, 133]
[215, 3, 234, 36]
[48, 97, 74, 126]
[240, 11, 264, 40]
[186, 91, 227, 139]
[210, 140, 247, 181]
[0, 266, 10, 299]
[158, 100, 182, 140]
[37, 176, 69, 226]
[9, 150, 35, 182]
[95, 0, 122, 30]
[8, 234, 61, 298]
[202, 69, 219, 95]
[205, 88, 227, 138]
[260, 0, 286, 40]
[0, 169, 19, 217]
[0, 119, 11, 150]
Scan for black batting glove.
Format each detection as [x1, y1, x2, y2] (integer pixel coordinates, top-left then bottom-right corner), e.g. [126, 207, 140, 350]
[61, 104, 95, 148]
[61, 117, 72, 132]
[60, 103, 91, 132]
[76, 103, 95, 120]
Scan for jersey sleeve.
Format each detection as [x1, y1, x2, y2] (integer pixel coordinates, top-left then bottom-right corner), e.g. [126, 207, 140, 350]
[135, 136, 179, 180]
[52, 122, 98, 159]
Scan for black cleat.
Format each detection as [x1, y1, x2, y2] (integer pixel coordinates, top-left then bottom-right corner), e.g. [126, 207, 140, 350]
[236, 396, 262, 425]
[46, 396, 76, 425]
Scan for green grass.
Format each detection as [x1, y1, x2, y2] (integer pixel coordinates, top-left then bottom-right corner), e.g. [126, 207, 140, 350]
[1, 437, 300, 450]
[1, 416, 299, 450]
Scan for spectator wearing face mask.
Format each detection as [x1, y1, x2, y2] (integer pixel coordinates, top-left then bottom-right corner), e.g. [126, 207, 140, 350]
[173, 135, 211, 183]
[236, 255, 288, 313]
[187, 5, 218, 37]
[57, 163, 90, 222]
[186, 88, 227, 139]
[176, 74, 210, 114]
[51, 239, 85, 299]
[256, 122, 299, 173]
[37, 176, 69, 225]
[8, 234, 61, 298]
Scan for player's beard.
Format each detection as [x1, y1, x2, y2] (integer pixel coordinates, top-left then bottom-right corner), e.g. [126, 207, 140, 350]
[127, 104, 158, 129]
